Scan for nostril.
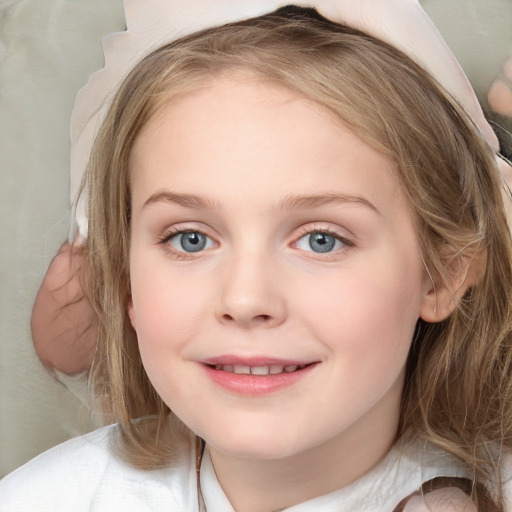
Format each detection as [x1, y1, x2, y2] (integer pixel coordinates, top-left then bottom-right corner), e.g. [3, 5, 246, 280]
[220, 313, 272, 324]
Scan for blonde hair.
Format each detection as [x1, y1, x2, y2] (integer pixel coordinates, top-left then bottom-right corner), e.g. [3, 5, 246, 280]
[84, 7, 512, 508]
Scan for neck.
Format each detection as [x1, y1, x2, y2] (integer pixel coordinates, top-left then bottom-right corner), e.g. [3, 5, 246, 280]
[207, 392, 401, 512]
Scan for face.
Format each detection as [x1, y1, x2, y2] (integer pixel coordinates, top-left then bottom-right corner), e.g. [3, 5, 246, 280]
[128, 75, 434, 463]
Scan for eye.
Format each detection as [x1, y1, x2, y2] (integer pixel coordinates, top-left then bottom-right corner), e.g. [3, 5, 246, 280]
[167, 231, 215, 253]
[296, 231, 347, 254]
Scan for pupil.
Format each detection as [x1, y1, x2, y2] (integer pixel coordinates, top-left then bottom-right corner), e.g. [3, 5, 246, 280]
[309, 233, 335, 253]
[181, 232, 206, 252]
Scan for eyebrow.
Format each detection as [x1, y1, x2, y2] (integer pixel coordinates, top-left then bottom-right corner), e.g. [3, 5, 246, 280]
[143, 191, 221, 210]
[142, 190, 378, 214]
[278, 193, 379, 214]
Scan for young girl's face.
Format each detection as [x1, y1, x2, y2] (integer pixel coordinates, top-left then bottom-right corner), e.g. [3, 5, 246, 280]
[127, 75, 435, 463]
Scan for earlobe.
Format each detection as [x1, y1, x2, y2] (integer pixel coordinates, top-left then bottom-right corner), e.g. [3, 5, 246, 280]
[127, 297, 137, 330]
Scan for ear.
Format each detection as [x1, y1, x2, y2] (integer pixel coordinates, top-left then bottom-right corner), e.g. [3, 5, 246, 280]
[419, 282, 459, 323]
[419, 252, 485, 323]
[127, 296, 137, 330]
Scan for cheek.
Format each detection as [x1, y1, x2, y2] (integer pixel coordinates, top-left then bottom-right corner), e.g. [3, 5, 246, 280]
[130, 272, 206, 404]
[299, 258, 424, 363]
[132, 280, 201, 345]
[304, 270, 421, 424]
[128, 256, 212, 358]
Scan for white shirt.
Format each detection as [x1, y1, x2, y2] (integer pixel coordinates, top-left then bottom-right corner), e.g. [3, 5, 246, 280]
[0, 424, 501, 511]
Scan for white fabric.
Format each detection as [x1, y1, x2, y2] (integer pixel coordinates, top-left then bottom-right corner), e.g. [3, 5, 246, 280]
[70, 0, 504, 237]
[0, 424, 494, 511]
[200, 439, 465, 512]
[0, 425, 199, 511]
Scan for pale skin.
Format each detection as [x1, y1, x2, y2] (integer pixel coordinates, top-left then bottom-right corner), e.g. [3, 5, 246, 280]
[28, 72, 480, 510]
[126, 74, 474, 512]
[29, 73, 482, 510]
[31, 62, 512, 377]
[24, 4, 503, 509]
[31, 1, 511, 380]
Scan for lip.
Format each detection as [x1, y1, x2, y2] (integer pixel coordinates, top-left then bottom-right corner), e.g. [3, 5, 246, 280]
[200, 355, 312, 367]
[198, 355, 319, 396]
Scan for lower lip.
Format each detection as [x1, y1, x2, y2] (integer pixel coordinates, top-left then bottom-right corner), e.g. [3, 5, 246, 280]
[201, 364, 317, 396]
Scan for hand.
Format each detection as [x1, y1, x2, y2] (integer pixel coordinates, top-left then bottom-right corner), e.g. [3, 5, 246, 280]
[31, 241, 97, 374]
[488, 57, 512, 117]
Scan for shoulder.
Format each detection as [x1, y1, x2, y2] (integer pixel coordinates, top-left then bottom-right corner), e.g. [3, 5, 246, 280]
[0, 425, 115, 511]
[0, 424, 198, 512]
[402, 487, 477, 512]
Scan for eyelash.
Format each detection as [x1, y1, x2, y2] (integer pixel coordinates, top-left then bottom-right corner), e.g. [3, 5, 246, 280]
[157, 225, 354, 259]
[157, 227, 215, 259]
[292, 225, 354, 256]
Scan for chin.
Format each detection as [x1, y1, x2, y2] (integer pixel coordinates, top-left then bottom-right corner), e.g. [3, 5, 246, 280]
[203, 428, 307, 461]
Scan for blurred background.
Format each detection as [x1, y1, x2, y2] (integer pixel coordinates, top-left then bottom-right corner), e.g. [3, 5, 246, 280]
[0, 0, 511, 477]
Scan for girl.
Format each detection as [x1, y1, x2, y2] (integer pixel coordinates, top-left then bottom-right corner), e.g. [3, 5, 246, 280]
[3, 2, 512, 511]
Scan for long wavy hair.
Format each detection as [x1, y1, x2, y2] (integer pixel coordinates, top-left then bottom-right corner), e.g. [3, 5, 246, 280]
[82, 7, 512, 509]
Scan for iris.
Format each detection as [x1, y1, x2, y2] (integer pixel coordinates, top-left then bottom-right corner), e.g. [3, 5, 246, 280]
[308, 233, 336, 253]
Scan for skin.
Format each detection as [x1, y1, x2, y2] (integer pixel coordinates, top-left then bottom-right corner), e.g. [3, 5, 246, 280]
[127, 74, 459, 512]
[31, 240, 96, 374]
[488, 57, 512, 117]
[30, 11, 510, 384]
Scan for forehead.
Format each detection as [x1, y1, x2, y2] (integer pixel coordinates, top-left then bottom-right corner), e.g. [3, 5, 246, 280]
[129, 75, 404, 216]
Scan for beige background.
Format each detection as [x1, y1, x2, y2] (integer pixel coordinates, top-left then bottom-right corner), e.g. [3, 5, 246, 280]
[0, 0, 511, 477]
[0, 0, 125, 476]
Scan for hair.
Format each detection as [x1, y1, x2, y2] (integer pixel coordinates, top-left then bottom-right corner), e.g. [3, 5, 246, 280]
[82, 6, 512, 509]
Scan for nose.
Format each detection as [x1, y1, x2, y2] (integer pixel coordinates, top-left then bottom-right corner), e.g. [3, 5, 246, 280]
[216, 251, 286, 329]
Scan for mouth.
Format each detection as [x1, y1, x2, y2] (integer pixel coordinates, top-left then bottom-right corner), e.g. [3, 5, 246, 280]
[205, 363, 312, 375]
[200, 358, 318, 395]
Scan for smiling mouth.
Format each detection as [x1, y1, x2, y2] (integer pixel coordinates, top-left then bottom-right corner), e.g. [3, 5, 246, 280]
[205, 363, 313, 375]
[202, 360, 318, 394]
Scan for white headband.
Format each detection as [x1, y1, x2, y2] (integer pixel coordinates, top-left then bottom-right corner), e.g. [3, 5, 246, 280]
[70, 0, 509, 237]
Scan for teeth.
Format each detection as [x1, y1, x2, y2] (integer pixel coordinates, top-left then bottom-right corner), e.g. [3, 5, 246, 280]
[212, 364, 306, 375]
[234, 365, 251, 375]
[251, 366, 270, 376]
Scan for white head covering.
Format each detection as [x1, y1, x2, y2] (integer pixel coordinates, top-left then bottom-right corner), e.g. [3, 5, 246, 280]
[70, 0, 511, 237]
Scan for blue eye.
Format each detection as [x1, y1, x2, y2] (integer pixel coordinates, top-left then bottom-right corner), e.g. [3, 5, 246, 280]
[296, 232, 344, 253]
[168, 231, 214, 253]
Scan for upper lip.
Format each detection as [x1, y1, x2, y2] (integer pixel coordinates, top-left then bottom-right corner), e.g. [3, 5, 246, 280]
[198, 355, 317, 366]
